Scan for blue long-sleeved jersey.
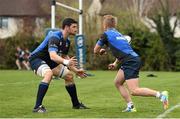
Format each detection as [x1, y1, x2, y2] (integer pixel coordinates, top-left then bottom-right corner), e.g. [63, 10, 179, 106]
[97, 28, 138, 61]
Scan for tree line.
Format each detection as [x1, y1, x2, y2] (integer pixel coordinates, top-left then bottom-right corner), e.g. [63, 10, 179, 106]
[0, 0, 179, 71]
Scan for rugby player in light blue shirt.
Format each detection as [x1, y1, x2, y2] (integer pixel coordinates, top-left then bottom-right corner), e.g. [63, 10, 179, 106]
[94, 15, 169, 112]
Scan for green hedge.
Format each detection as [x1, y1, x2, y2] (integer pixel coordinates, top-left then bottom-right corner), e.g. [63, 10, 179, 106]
[0, 33, 37, 69]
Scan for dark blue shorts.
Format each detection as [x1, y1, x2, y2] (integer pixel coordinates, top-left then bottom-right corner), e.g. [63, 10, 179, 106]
[120, 57, 141, 80]
[29, 57, 58, 71]
[18, 57, 25, 62]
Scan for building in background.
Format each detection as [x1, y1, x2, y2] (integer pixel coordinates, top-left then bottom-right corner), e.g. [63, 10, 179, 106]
[0, 0, 50, 39]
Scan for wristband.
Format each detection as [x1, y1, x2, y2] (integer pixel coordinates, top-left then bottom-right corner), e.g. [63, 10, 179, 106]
[63, 59, 70, 66]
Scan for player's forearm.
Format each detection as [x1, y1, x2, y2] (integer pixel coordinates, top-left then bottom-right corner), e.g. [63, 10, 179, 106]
[94, 44, 101, 54]
[51, 54, 64, 64]
[62, 55, 70, 59]
[49, 52, 69, 66]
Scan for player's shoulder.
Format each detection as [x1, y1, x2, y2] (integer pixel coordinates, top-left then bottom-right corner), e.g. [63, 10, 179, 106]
[48, 30, 63, 40]
[100, 32, 108, 40]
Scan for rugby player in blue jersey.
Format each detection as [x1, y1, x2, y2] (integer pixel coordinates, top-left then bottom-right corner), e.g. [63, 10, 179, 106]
[29, 18, 88, 113]
[94, 15, 169, 112]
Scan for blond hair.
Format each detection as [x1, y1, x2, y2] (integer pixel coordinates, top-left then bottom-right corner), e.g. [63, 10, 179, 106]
[103, 15, 117, 28]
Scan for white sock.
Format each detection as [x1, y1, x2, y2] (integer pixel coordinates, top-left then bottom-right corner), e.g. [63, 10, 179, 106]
[127, 102, 133, 108]
[156, 92, 161, 98]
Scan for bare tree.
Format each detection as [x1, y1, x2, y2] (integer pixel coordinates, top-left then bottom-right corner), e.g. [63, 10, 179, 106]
[86, 0, 104, 34]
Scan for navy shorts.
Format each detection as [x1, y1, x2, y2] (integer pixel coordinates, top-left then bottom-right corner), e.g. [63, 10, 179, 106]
[120, 57, 141, 80]
[18, 57, 25, 62]
[29, 57, 58, 71]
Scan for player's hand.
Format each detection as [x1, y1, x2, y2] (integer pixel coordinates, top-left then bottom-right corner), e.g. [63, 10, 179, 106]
[63, 56, 78, 67]
[69, 56, 78, 67]
[76, 69, 87, 78]
[108, 63, 116, 70]
[99, 48, 107, 55]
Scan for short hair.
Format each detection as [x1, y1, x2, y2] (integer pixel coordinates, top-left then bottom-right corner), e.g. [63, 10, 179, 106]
[62, 18, 78, 29]
[103, 15, 117, 28]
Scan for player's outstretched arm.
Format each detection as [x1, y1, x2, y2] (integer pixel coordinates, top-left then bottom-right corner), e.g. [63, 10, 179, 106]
[49, 51, 77, 67]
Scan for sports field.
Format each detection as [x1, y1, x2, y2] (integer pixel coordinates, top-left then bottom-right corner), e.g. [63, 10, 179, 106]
[0, 70, 180, 118]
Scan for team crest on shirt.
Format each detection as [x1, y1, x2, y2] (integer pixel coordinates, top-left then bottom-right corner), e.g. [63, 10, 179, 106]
[59, 41, 62, 46]
[66, 42, 69, 47]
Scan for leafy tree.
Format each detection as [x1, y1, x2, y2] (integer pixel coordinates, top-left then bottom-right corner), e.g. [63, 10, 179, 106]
[150, 0, 180, 70]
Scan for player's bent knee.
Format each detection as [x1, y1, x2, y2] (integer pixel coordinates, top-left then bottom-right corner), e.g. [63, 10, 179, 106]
[42, 70, 53, 82]
[114, 79, 119, 87]
[44, 70, 53, 78]
[114, 79, 123, 87]
[64, 73, 74, 82]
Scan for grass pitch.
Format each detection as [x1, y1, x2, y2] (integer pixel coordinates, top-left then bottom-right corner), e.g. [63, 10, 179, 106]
[0, 70, 180, 118]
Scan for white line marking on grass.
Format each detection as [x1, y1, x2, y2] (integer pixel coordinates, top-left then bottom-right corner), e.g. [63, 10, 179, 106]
[157, 103, 180, 118]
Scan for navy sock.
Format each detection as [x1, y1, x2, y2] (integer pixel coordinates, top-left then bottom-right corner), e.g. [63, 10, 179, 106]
[65, 84, 80, 107]
[34, 82, 49, 109]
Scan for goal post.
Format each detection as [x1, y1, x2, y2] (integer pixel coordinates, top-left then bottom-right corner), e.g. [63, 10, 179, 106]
[51, 0, 83, 34]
